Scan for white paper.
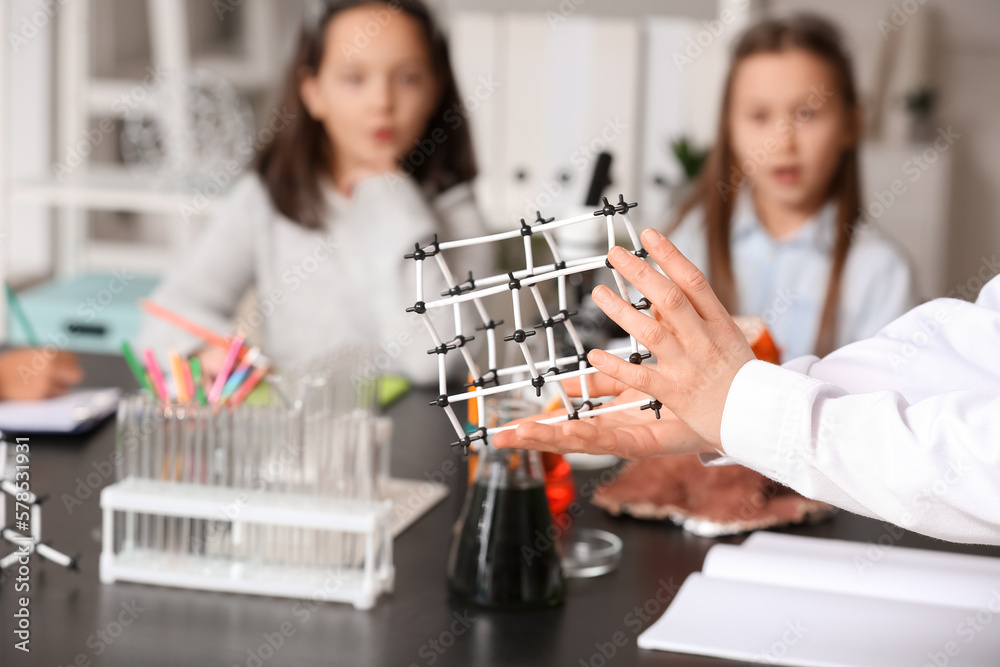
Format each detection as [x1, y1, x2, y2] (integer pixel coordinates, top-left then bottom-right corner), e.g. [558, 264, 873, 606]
[704, 536, 1000, 610]
[639, 573, 1000, 667]
[0, 388, 121, 433]
[639, 534, 1000, 666]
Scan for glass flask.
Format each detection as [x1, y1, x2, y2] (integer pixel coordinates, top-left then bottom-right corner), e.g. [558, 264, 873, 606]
[447, 399, 566, 609]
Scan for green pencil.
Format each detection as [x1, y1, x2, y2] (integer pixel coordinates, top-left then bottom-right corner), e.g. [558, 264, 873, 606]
[120, 341, 152, 393]
[189, 357, 209, 406]
[5, 284, 39, 347]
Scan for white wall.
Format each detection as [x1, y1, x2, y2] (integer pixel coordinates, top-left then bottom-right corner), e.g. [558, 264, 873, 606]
[6, 0, 54, 283]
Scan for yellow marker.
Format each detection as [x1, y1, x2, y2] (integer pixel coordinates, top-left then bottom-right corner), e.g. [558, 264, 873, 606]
[169, 348, 189, 403]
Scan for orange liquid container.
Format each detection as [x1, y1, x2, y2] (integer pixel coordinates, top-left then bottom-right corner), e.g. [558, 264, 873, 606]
[465, 392, 577, 516]
[734, 316, 782, 364]
[539, 397, 576, 516]
[542, 452, 576, 516]
[470, 451, 576, 516]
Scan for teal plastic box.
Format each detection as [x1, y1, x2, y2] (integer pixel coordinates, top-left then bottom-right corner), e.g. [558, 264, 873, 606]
[7, 272, 160, 353]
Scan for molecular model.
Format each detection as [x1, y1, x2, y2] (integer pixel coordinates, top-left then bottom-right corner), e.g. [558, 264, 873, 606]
[0, 439, 77, 572]
[406, 195, 663, 451]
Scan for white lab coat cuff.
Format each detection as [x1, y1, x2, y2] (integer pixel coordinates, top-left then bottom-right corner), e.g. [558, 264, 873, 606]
[697, 451, 737, 466]
[720, 360, 824, 485]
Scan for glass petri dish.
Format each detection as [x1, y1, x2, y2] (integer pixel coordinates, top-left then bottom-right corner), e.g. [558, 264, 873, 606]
[561, 528, 622, 578]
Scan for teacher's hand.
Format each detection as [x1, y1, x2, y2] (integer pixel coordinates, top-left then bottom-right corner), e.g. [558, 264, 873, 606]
[492, 373, 712, 458]
[586, 228, 755, 448]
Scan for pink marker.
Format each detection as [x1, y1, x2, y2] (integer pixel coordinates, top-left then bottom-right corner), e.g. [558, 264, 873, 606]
[208, 336, 244, 404]
[143, 349, 170, 403]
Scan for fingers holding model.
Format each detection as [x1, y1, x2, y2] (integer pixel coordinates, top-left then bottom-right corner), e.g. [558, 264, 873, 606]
[495, 228, 755, 456]
[586, 228, 755, 448]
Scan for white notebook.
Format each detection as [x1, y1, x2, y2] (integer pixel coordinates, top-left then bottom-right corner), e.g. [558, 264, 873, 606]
[638, 533, 1000, 666]
[0, 388, 121, 434]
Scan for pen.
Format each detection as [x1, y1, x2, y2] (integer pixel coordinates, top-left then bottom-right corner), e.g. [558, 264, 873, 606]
[208, 336, 244, 404]
[228, 365, 269, 406]
[189, 358, 209, 406]
[121, 341, 152, 393]
[220, 348, 261, 401]
[5, 284, 40, 347]
[169, 348, 189, 403]
[143, 349, 170, 403]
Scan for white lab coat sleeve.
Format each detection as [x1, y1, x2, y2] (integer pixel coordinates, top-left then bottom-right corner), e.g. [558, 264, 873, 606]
[719, 359, 1000, 545]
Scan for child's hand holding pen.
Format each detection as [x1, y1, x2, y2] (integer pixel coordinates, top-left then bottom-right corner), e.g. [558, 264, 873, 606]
[194, 345, 228, 385]
[0, 349, 83, 401]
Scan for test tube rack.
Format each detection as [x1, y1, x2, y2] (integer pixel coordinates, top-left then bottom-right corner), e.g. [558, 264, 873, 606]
[99, 360, 405, 610]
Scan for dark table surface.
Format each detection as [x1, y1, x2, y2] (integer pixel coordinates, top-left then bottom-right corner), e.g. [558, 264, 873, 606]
[2, 353, 999, 667]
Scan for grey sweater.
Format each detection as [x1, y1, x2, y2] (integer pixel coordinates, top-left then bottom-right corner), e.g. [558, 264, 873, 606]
[136, 174, 493, 385]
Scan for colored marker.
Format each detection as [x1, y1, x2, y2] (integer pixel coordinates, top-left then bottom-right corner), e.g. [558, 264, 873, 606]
[208, 336, 244, 404]
[228, 366, 268, 406]
[121, 341, 152, 393]
[140, 299, 231, 352]
[143, 349, 170, 403]
[181, 354, 196, 400]
[168, 348, 189, 403]
[189, 357, 209, 406]
[220, 348, 261, 400]
[5, 284, 39, 347]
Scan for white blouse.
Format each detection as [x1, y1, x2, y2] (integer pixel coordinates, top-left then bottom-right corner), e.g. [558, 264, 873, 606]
[670, 190, 915, 359]
[713, 273, 1000, 545]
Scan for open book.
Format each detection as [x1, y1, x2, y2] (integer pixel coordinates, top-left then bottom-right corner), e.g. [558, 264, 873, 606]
[638, 533, 1000, 666]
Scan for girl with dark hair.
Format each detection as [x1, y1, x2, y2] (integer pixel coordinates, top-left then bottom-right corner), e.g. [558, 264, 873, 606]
[137, 0, 490, 382]
[669, 14, 914, 359]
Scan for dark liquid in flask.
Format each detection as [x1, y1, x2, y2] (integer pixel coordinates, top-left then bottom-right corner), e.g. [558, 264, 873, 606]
[447, 481, 566, 609]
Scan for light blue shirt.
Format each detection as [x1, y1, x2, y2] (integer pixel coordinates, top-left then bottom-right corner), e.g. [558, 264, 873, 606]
[669, 190, 915, 361]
